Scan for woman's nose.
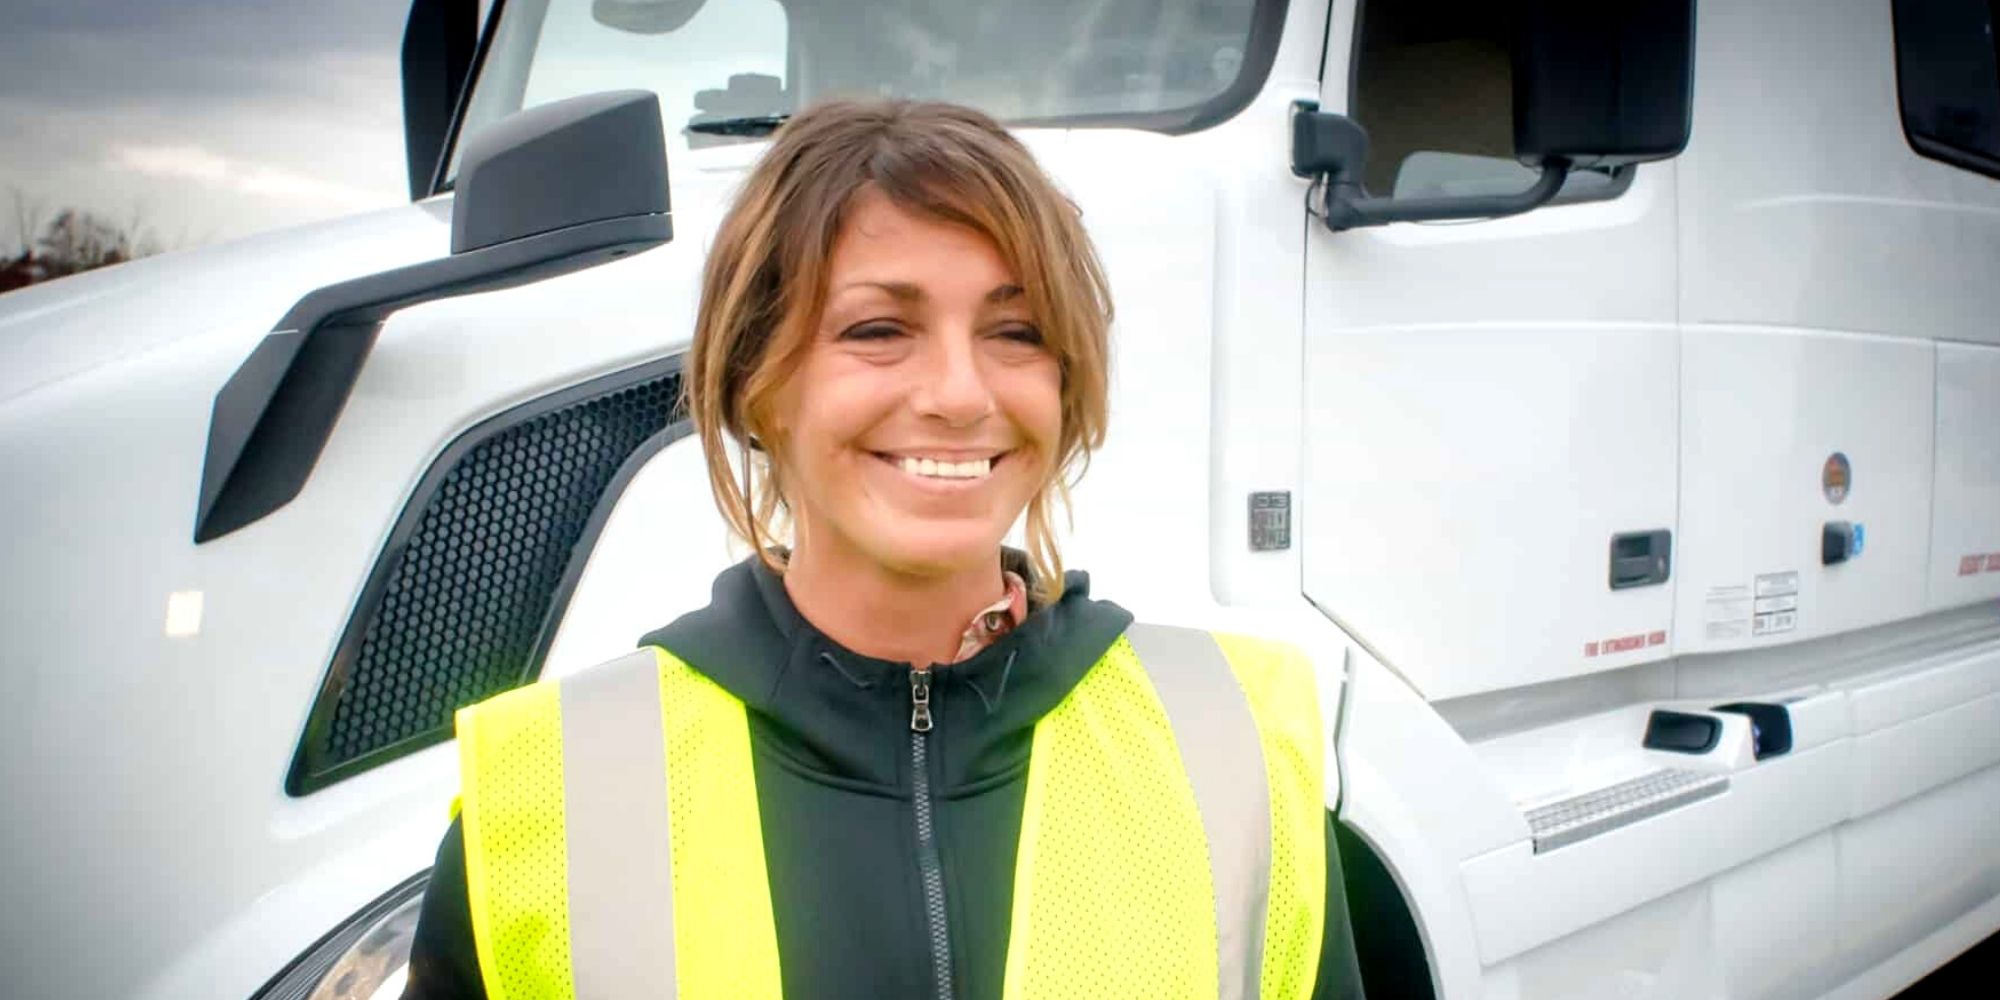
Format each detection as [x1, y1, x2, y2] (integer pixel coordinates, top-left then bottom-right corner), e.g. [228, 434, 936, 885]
[914, 331, 996, 427]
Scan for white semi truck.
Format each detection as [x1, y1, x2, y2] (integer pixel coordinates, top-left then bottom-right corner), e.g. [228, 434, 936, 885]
[3, 0, 1998, 997]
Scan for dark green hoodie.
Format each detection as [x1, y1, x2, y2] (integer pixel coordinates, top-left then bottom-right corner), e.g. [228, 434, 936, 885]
[402, 557, 1364, 999]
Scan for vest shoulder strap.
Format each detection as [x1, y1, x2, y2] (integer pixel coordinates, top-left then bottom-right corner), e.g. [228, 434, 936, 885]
[455, 672, 577, 1000]
[455, 647, 781, 1000]
[1005, 629, 1221, 999]
[652, 646, 783, 1000]
[1126, 623, 1329, 1000]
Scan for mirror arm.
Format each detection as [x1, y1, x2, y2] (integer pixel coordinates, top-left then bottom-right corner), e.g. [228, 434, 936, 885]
[195, 89, 673, 545]
[1320, 158, 1572, 232]
[192, 214, 667, 544]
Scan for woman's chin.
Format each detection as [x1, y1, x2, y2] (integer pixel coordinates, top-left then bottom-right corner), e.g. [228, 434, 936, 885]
[867, 527, 1009, 580]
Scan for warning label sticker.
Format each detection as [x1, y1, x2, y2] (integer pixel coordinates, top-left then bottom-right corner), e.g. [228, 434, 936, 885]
[1704, 584, 1752, 641]
[1707, 572, 1800, 640]
[1752, 571, 1800, 636]
[1753, 594, 1798, 614]
[1753, 610, 1798, 636]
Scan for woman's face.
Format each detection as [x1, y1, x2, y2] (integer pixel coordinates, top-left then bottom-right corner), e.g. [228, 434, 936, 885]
[774, 187, 1062, 582]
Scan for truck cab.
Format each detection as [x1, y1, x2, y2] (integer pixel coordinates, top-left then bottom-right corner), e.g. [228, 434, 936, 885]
[3, 1, 1998, 998]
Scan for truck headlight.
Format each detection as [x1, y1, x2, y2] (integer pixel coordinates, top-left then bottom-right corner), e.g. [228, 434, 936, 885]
[252, 872, 428, 1000]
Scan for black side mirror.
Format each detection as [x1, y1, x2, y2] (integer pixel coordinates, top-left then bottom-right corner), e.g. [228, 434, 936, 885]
[195, 91, 672, 544]
[401, 0, 479, 201]
[1514, 0, 1696, 167]
[1293, 102, 1570, 231]
[452, 92, 670, 254]
[1295, 0, 1695, 232]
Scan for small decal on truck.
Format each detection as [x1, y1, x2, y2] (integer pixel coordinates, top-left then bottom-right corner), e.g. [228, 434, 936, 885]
[1704, 584, 1753, 640]
[1754, 594, 1798, 614]
[1958, 552, 2000, 576]
[1706, 573, 1801, 640]
[1583, 629, 1669, 658]
[1751, 571, 1800, 636]
[1822, 452, 1851, 505]
[1753, 610, 1798, 635]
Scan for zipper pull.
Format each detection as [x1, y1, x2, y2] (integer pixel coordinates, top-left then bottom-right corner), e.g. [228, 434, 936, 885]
[909, 667, 934, 733]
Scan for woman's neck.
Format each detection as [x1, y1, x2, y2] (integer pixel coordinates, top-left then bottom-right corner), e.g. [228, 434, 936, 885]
[782, 541, 1004, 669]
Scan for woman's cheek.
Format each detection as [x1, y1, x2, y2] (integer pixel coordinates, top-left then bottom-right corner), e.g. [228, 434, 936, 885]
[1024, 368, 1065, 459]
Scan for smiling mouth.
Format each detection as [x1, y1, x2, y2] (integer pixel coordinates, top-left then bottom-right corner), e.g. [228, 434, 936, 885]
[874, 451, 1007, 481]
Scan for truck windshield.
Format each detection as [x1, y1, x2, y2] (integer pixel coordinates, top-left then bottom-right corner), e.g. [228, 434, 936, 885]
[448, 0, 1265, 179]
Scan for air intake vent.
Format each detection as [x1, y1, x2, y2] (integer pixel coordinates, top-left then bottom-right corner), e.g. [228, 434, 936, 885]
[287, 357, 685, 794]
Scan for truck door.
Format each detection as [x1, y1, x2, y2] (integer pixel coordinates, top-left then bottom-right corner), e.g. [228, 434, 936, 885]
[1300, 0, 1682, 703]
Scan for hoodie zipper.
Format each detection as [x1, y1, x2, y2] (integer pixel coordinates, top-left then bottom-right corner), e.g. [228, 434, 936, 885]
[910, 666, 954, 1000]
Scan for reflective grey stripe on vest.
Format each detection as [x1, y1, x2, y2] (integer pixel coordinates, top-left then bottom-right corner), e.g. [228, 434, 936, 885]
[1125, 623, 1272, 1000]
[558, 650, 677, 999]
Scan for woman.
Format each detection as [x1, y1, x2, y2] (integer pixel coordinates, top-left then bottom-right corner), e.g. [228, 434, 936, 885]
[403, 99, 1363, 1000]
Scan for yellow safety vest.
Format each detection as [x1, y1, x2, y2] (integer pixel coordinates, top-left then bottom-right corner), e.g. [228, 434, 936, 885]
[454, 624, 1327, 1000]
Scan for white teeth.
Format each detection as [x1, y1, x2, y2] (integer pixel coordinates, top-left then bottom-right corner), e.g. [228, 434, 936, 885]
[896, 456, 994, 479]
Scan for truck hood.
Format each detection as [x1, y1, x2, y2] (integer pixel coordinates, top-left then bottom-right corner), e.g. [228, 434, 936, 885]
[0, 199, 451, 406]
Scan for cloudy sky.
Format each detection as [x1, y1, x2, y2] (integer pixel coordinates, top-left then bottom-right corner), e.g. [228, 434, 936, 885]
[1, 0, 421, 254]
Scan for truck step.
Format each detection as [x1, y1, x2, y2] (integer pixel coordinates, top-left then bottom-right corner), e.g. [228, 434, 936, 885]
[1525, 768, 1730, 853]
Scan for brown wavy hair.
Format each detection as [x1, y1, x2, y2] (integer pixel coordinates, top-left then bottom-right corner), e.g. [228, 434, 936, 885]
[685, 99, 1113, 602]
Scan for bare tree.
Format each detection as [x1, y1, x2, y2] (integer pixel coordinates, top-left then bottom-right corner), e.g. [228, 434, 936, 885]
[2, 193, 164, 293]
[38, 209, 131, 270]
[10, 188, 47, 257]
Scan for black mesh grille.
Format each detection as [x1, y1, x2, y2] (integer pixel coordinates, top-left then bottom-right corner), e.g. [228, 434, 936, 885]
[290, 362, 683, 792]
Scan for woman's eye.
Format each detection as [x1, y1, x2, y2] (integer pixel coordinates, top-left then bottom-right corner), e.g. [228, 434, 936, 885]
[839, 323, 905, 342]
[995, 324, 1046, 346]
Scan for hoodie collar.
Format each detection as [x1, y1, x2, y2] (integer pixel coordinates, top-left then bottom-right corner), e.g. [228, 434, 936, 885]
[638, 553, 1132, 792]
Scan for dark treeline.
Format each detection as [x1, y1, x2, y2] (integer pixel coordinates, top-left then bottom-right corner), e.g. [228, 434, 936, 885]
[4, 193, 163, 293]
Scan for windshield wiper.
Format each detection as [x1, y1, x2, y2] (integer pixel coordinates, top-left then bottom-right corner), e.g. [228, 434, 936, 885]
[686, 114, 790, 136]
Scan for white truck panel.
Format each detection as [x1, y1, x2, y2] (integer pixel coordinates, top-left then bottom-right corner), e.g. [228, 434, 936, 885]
[1304, 32, 1684, 700]
[1460, 738, 1852, 968]
[1337, 649, 1524, 1000]
[1673, 328, 1935, 654]
[1301, 320, 1680, 699]
[1192, 0, 1328, 607]
[1835, 764, 2000, 986]
[1677, 0, 2000, 347]
[1929, 341, 2000, 610]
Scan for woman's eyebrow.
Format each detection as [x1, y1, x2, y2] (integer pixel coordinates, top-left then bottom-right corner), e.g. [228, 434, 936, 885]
[836, 280, 925, 301]
[828, 282, 1024, 304]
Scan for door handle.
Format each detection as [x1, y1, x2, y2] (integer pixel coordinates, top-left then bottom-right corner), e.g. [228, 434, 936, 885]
[1610, 529, 1672, 590]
